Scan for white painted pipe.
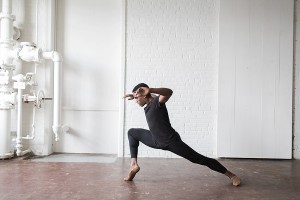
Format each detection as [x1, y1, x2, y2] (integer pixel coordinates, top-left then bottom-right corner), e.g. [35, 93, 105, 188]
[42, 51, 63, 141]
[16, 86, 23, 156]
[18, 43, 41, 62]
[0, 110, 13, 159]
[16, 149, 31, 157]
[0, 0, 14, 64]
[0, 0, 15, 159]
[0, 0, 14, 68]
[53, 64, 61, 141]
[22, 90, 45, 140]
[0, 0, 13, 40]
[0, 0, 14, 66]
[22, 105, 36, 140]
[2, 0, 11, 14]
[12, 74, 32, 156]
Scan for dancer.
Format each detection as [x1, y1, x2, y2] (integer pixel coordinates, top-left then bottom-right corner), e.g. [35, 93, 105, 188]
[123, 83, 241, 186]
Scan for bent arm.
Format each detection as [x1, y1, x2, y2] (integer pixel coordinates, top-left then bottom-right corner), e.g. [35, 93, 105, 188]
[149, 88, 173, 103]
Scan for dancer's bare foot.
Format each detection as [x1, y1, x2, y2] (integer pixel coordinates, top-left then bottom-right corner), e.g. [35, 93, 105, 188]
[231, 175, 241, 186]
[124, 165, 140, 181]
[225, 170, 241, 186]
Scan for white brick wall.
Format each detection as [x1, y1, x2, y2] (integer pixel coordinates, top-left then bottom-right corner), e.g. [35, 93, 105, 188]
[294, 0, 300, 159]
[124, 0, 220, 158]
[125, 0, 300, 159]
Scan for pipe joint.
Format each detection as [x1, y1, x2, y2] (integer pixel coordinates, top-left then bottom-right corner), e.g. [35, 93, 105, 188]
[24, 73, 36, 86]
[12, 74, 25, 82]
[0, 13, 15, 21]
[16, 149, 31, 157]
[52, 51, 63, 62]
[18, 42, 42, 63]
[42, 51, 63, 62]
[16, 137, 31, 156]
[22, 94, 36, 103]
[52, 125, 61, 141]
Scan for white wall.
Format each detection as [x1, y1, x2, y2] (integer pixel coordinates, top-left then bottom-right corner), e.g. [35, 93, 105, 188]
[55, 0, 122, 154]
[218, 0, 293, 159]
[293, 0, 300, 159]
[124, 0, 220, 158]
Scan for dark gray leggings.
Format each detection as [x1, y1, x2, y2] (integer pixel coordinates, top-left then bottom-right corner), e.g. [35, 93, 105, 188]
[128, 128, 227, 174]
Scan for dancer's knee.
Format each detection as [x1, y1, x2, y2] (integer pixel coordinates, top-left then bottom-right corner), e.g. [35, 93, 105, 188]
[128, 128, 136, 137]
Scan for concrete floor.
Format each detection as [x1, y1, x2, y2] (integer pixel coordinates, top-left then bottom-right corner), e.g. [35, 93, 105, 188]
[0, 155, 299, 200]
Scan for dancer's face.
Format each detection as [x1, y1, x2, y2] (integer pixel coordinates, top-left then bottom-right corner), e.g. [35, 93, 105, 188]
[134, 93, 147, 107]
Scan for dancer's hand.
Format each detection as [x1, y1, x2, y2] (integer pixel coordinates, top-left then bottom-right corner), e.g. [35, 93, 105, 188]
[135, 87, 150, 97]
[122, 93, 134, 100]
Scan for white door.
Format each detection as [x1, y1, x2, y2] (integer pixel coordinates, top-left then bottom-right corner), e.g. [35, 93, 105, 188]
[217, 0, 293, 159]
[55, 0, 122, 154]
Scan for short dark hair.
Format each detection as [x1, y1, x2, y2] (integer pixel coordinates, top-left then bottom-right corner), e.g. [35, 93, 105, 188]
[132, 83, 149, 92]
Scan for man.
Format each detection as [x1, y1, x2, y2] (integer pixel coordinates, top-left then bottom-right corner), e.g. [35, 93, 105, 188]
[123, 83, 241, 186]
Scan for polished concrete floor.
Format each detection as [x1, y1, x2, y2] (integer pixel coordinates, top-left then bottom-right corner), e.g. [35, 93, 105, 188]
[0, 155, 299, 200]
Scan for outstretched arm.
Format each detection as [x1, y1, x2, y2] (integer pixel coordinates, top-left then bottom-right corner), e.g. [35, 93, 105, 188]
[136, 87, 173, 104]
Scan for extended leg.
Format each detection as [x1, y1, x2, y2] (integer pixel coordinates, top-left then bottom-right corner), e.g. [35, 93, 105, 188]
[167, 139, 241, 186]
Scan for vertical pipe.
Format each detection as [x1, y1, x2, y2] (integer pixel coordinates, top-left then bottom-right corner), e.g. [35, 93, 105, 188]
[43, 51, 63, 141]
[0, 0, 14, 159]
[52, 60, 62, 141]
[16, 88, 23, 156]
[0, 110, 11, 158]
[2, 0, 12, 14]
[1, 0, 13, 41]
